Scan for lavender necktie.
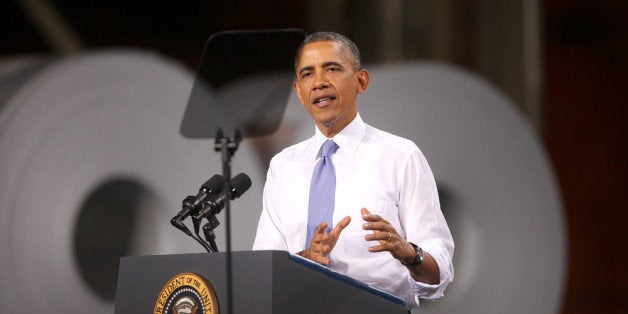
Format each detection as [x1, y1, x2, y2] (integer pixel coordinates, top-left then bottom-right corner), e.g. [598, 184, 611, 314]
[306, 139, 339, 248]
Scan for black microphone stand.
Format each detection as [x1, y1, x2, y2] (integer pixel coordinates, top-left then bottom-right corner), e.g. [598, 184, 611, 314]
[170, 195, 215, 253]
[212, 127, 241, 314]
[202, 215, 220, 252]
[171, 215, 214, 253]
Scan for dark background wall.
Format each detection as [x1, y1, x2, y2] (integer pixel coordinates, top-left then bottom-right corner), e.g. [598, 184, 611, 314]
[543, 1, 626, 313]
[1, 0, 626, 312]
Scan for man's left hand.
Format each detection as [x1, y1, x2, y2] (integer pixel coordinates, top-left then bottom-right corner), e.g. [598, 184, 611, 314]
[361, 207, 440, 284]
[361, 207, 415, 262]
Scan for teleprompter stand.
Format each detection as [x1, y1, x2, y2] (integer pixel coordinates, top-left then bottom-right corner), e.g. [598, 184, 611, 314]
[180, 29, 305, 253]
[177, 29, 306, 313]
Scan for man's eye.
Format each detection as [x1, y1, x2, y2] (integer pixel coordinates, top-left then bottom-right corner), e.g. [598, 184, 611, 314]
[327, 67, 339, 72]
[301, 72, 312, 78]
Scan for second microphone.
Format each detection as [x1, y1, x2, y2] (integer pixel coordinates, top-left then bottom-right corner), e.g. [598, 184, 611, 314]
[193, 173, 252, 220]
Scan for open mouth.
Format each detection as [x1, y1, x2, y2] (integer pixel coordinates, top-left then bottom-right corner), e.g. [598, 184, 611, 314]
[313, 96, 336, 105]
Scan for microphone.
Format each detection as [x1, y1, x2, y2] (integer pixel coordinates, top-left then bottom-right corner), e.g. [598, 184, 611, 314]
[193, 173, 252, 220]
[171, 174, 225, 223]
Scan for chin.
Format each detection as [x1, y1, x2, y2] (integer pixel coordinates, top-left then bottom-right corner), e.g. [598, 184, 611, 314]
[316, 116, 337, 127]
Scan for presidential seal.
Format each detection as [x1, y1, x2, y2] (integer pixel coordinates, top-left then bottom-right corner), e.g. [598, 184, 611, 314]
[154, 272, 219, 314]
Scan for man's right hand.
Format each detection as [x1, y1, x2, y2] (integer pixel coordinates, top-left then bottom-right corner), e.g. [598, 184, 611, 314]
[298, 216, 351, 265]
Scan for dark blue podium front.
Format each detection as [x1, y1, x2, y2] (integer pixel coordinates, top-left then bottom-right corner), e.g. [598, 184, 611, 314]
[114, 250, 409, 314]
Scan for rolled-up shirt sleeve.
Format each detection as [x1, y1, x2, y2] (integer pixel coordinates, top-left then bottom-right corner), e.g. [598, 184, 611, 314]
[400, 149, 455, 301]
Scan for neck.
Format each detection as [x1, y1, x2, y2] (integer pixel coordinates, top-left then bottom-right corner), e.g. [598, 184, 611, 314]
[317, 123, 341, 138]
[317, 111, 357, 138]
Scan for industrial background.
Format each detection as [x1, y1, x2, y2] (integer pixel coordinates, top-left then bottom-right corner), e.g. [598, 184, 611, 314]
[1, 1, 626, 313]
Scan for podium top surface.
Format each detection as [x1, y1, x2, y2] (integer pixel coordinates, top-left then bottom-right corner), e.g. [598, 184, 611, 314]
[288, 252, 406, 307]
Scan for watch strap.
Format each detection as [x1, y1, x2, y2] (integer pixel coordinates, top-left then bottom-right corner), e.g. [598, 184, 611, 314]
[400, 242, 424, 266]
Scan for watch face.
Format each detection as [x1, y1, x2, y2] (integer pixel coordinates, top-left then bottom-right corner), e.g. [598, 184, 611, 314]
[401, 242, 423, 266]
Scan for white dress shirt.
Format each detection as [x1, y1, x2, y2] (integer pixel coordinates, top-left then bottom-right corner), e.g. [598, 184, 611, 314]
[253, 113, 454, 307]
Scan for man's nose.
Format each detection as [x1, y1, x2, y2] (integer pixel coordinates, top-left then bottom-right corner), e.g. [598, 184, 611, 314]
[313, 72, 330, 90]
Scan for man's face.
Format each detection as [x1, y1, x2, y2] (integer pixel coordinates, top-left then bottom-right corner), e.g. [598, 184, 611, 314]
[293, 41, 369, 136]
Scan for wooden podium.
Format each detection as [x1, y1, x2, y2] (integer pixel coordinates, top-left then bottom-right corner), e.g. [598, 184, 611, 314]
[114, 250, 409, 313]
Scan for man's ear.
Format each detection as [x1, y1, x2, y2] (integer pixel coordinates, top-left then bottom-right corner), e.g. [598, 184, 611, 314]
[356, 69, 370, 94]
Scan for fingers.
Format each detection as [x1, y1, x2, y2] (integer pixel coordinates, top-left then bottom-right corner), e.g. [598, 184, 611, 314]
[315, 221, 328, 234]
[314, 256, 331, 265]
[307, 219, 347, 266]
[361, 207, 403, 255]
[361, 207, 372, 220]
[309, 241, 331, 254]
[306, 236, 332, 265]
[337, 216, 352, 228]
[364, 232, 398, 253]
[331, 216, 351, 236]
[367, 243, 387, 253]
[305, 247, 331, 265]
[362, 220, 390, 231]
[361, 207, 384, 222]
[364, 231, 394, 242]
[361, 208, 393, 233]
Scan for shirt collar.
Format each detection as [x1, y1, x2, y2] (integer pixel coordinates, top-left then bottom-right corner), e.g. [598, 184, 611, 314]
[311, 113, 366, 160]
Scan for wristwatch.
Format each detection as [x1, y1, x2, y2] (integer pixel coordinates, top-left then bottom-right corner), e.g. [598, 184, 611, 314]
[400, 242, 424, 266]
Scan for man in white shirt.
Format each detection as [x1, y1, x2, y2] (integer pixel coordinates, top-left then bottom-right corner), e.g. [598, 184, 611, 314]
[253, 32, 454, 307]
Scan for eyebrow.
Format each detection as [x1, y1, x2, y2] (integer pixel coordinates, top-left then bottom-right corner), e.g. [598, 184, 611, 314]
[298, 66, 314, 76]
[323, 61, 344, 69]
[297, 61, 345, 76]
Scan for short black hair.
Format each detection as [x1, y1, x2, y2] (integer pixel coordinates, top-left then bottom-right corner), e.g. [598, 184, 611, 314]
[294, 31, 361, 71]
